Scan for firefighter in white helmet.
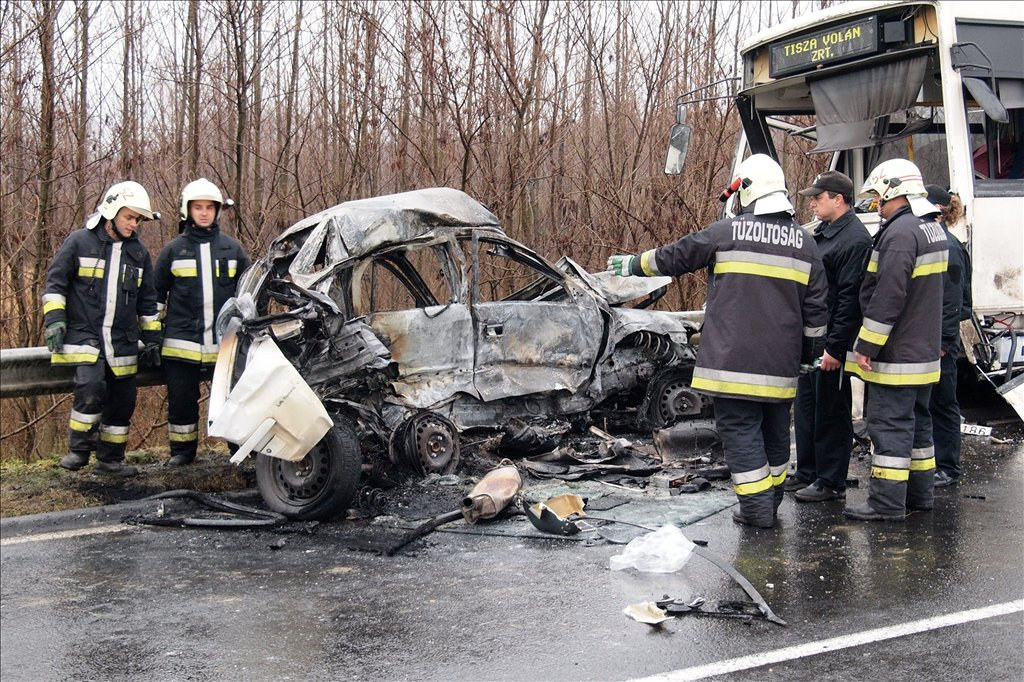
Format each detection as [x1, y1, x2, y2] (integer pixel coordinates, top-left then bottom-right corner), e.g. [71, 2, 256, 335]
[42, 180, 162, 476]
[843, 158, 946, 522]
[607, 154, 828, 528]
[154, 178, 250, 466]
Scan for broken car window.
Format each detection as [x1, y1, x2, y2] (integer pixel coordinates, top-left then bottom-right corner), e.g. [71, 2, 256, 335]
[356, 244, 453, 314]
[460, 237, 569, 303]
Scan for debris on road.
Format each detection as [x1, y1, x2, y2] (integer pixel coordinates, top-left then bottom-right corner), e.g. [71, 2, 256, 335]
[523, 493, 587, 535]
[623, 601, 670, 625]
[461, 461, 523, 523]
[609, 524, 696, 573]
[387, 462, 524, 555]
[124, 489, 288, 529]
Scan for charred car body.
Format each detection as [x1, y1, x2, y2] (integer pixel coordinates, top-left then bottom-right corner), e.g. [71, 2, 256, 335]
[210, 188, 706, 519]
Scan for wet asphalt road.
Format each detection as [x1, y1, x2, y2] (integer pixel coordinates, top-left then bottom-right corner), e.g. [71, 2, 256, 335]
[2, 422, 1022, 681]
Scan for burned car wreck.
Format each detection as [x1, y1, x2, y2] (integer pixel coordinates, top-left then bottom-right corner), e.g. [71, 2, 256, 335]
[209, 188, 707, 519]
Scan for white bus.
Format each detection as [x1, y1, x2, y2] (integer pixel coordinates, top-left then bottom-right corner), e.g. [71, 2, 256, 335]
[668, 0, 1024, 407]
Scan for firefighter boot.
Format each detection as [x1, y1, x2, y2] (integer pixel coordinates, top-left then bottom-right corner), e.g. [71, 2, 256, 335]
[94, 460, 138, 477]
[843, 478, 906, 522]
[773, 484, 785, 514]
[167, 454, 195, 467]
[907, 467, 934, 511]
[733, 490, 776, 528]
[167, 422, 199, 467]
[732, 509, 775, 528]
[59, 452, 90, 471]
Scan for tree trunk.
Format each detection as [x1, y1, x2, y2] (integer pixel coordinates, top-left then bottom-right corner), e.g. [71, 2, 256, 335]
[73, 1, 90, 227]
[188, 0, 201, 176]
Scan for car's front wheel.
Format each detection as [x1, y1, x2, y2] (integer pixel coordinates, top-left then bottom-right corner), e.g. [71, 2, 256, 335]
[642, 366, 704, 429]
[256, 416, 361, 520]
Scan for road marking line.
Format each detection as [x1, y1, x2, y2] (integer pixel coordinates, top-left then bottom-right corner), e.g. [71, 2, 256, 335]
[633, 599, 1024, 681]
[0, 524, 130, 546]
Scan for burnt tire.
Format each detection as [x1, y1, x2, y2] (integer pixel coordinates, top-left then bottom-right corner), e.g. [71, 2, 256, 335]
[642, 367, 703, 429]
[256, 416, 361, 521]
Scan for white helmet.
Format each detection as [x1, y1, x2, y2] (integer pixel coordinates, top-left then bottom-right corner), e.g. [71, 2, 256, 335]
[97, 181, 154, 221]
[179, 178, 226, 222]
[860, 158, 937, 216]
[735, 154, 793, 215]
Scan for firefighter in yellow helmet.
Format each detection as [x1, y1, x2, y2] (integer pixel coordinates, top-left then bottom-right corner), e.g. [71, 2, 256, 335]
[154, 179, 250, 466]
[607, 154, 828, 528]
[42, 181, 162, 476]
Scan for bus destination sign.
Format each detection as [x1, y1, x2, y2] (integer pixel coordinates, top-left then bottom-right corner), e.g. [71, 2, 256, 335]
[770, 16, 879, 78]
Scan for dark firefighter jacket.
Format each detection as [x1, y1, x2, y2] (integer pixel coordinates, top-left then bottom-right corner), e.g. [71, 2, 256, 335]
[630, 211, 828, 402]
[42, 213, 161, 376]
[813, 208, 872, 360]
[154, 223, 250, 365]
[940, 225, 972, 356]
[846, 204, 947, 385]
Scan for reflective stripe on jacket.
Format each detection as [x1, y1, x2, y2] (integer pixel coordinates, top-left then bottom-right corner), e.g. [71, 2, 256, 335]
[154, 225, 250, 365]
[847, 205, 946, 386]
[633, 212, 828, 402]
[42, 214, 160, 375]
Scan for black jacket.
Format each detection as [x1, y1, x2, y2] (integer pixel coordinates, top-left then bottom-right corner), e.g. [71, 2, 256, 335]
[42, 213, 160, 376]
[940, 225, 971, 355]
[154, 224, 250, 365]
[631, 212, 828, 402]
[813, 208, 872, 360]
[848, 205, 947, 386]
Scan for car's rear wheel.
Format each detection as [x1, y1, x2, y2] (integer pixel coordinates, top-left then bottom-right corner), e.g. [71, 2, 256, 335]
[256, 416, 361, 520]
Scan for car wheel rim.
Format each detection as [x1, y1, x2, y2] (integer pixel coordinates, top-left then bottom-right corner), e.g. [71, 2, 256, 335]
[272, 442, 331, 502]
[398, 412, 460, 475]
[656, 379, 700, 423]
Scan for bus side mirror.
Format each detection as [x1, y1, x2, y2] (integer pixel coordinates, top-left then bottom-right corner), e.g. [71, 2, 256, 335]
[664, 123, 692, 176]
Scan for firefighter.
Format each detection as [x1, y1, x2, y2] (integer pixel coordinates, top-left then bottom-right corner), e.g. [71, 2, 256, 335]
[43, 181, 162, 476]
[154, 179, 250, 466]
[607, 154, 828, 528]
[843, 159, 947, 522]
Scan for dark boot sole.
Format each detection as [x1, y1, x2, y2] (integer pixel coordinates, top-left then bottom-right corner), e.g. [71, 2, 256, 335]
[732, 512, 775, 528]
[843, 509, 904, 522]
[794, 492, 846, 503]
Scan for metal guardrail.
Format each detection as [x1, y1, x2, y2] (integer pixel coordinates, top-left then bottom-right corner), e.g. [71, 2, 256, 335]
[0, 347, 167, 398]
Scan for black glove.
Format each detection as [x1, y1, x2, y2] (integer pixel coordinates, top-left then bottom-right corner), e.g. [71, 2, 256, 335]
[140, 342, 162, 368]
[45, 322, 66, 353]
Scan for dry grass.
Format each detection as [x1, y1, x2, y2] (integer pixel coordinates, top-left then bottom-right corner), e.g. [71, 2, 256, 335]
[0, 446, 255, 518]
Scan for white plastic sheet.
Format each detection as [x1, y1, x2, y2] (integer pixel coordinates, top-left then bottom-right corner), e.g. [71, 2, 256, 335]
[608, 524, 696, 573]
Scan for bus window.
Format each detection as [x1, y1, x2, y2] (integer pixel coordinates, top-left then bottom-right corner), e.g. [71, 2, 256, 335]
[971, 108, 1023, 180]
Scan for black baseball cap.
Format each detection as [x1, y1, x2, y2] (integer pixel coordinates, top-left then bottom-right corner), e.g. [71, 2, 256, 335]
[925, 184, 952, 206]
[798, 171, 854, 197]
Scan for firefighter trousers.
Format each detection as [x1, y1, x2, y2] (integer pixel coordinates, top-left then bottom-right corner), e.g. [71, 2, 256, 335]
[929, 353, 961, 480]
[68, 362, 137, 463]
[715, 397, 791, 526]
[865, 383, 935, 515]
[165, 358, 203, 461]
[794, 368, 854, 490]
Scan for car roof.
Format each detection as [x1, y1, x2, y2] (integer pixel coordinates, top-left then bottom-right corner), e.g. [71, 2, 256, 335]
[272, 187, 501, 261]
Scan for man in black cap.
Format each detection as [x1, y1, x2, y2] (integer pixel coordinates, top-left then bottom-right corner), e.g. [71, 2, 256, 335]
[924, 184, 972, 487]
[789, 171, 872, 502]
